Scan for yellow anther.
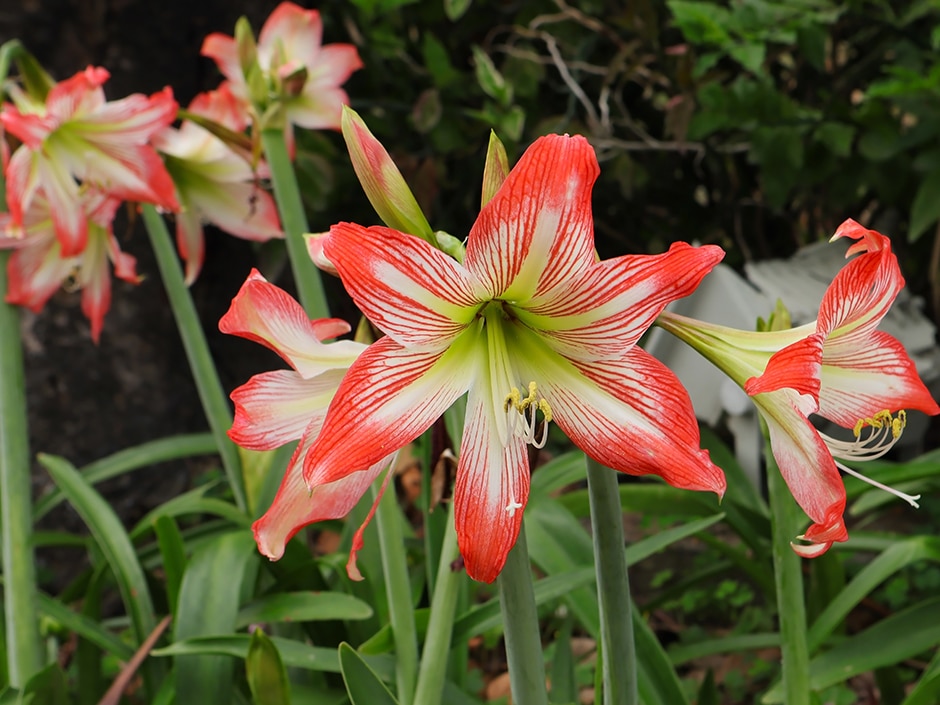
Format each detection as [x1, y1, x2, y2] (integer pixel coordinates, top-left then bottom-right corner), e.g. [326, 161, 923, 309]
[538, 399, 553, 424]
[853, 409, 900, 437]
[503, 381, 553, 448]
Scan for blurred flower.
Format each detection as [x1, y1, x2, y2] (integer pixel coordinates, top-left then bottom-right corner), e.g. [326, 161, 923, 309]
[0, 187, 138, 342]
[219, 269, 386, 574]
[304, 134, 726, 583]
[657, 219, 940, 557]
[201, 1, 362, 150]
[153, 85, 283, 285]
[1, 66, 179, 256]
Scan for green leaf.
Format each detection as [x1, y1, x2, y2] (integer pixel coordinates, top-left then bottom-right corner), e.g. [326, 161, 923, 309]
[339, 643, 399, 705]
[153, 515, 187, 616]
[33, 434, 217, 521]
[909, 169, 940, 242]
[814, 122, 856, 158]
[421, 33, 460, 88]
[236, 592, 373, 628]
[36, 593, 134, 661]
[471, 46, 512, 106]
[247, 629, 291, 705]
[444, 0, 472, 21]
[19, 664, 68, 705]
[130, 490, 249, 540]
[764, 597, 940, 702]
[669, 633, 779, 664]
[549, 617, 576, 705]
[667, 1, 733, 44]
[173, 530, 259, 705]
[38, 455, 158, 674]
[807, 536, 940, 651]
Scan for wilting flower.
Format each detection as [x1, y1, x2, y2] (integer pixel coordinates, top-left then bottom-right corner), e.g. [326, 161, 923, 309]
[201, 1, 362, 146]
[153, 86, 282, 284]
[1, 66, 179, 255]
[299, 134, 725, 583]
[657, 219, 940, 557]
[0, 187, 138, 342]
[219, 269, 389, 570]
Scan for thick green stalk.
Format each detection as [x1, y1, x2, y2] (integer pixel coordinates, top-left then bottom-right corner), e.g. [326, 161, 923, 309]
[141, 205, 247, 512]
[373, 482, 418, 704]
[498, 524, 549, 705]
[586, 457, 638, 705]
[260, 128, 329, 319]
[0, 251, 44, 685]
[413, 500, 461, 704]
[766, 440, 811, 704]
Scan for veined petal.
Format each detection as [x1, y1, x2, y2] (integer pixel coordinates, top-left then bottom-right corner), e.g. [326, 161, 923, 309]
[464, 134, 599, 302]
[45, 66, 109, 122]
[219, 268, 364, 377]
[76, 87, 179, 146]
[817, 331, 940, 426]
[517, 242, 724, 361]
[37, 157, 87, 256]
[755, 390, 848, 553]
[229, 368, 345, 449]
[4, 146, 41, 229]
[77, 228, 111, 343]
[4, 235, 72, 313]
[0, 106, 55, 149]
[454, 381, 529, 583]
[325, 223, 483, 347]
[303, 333, 477, 487]
[252, 418, 390, 561]
[744, 333, 824, 412]
[831, 218, 889, 258]
[818, 240, 901, 345]
[187, 179, 282, 243]
[174, 204, 206, 286]
[530, 345, 725, 494]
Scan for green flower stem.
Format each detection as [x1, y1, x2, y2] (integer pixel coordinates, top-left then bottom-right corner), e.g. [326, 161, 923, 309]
[373, 481, 418, 704]
[413, 500, 461, 704]
[141, 205, 247, 512]
[260, 128, 329, 320]
[498, 523, 549, 705]
[0, 251, 44, 685]
[586, 457, 638, 705]
[766, 438, 811, 705]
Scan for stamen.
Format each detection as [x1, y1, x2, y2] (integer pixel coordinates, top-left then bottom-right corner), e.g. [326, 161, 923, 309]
[822, 409, 920, 508]
[503, 381, 553, 449]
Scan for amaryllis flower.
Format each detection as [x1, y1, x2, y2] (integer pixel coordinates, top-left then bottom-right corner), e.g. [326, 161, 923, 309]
[0, 187, 138, 342]
[219, 269, 390, 572]
[201, 1, 362, 144]
[302, 134, 726, 583]
[1, 66, 179, 256]
[657, 219, 939, 557]
[153, 86, 282, 284]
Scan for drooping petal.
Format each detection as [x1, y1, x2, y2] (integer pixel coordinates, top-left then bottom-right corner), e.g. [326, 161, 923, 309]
[0, 106, 55, 149]
[817, 331, 940, 425]
[464, 134, 599, 302]
[517, 242, 725, 361]
[831, 218, 889, 258]
[303, 333, 477, 487]
[4, 146, 41, 231]
[325, 223, 483, 347]
[530, 344, 726, 494]
[229, 368, 346, 449]
[173, 203, 206, 286]
[307, 44, 363, 92]
[187, 178, 282, 243]
[756, 390, 848, 555]
[252, 417, 390, 561]
[4, 235, 72, 313]
[36, 156, 87, 256]
[744, 333, 824, 412]
[453, 370, 529, 584]
[77, 228, 111, 343]
[219, 268, 364, 377]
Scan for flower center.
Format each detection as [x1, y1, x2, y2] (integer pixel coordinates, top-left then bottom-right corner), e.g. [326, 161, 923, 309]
[504, 381, 554, 450]
[820, 409, 920, 507]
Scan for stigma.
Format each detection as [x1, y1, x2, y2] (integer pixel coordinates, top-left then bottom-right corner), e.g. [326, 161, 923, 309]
[820, 409, 921, 507]
[504, 381, 553, 449]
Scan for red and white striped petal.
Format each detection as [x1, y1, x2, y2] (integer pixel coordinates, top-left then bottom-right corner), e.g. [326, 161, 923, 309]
[37, 156, 87, 256]
[4, 233, 72, 314]
[756, 390, 848, 555]
[303, 333, 477, 487]
[744, 333, 824, 413]
[0, 105, 54, 149]
[4, 146, 41, 231]
[219, 268, 364, 377]
[817, 331, 940, 426]
[517, 242, 725, 362]
[229, 368, 346, 449]
[45, 66, 109, 122]
[535, 346, 725, 494]
[252, 417, 391, 561]
[831, 218, 889, 258]
[173, 204, 206, 286]
[464, 134, 598, 302]
[77, 86, 179, 148]
[307, 44, 363, 92]
[188, 179, 282, 244]
[817, 242, 902, 345]
[201, 34, 243, 88]
[325, 223, 483, 347]
[453, 381, 529, 583]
